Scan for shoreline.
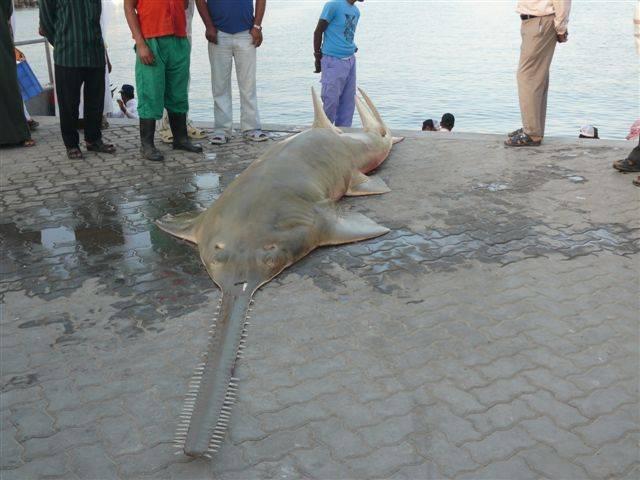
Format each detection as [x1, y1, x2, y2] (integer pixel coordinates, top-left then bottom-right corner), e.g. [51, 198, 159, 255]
[30, 115, 636, 147]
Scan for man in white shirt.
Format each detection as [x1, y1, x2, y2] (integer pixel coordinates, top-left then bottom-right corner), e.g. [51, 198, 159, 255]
[505, 0, 571, 147]
[108, 84, 138, 119]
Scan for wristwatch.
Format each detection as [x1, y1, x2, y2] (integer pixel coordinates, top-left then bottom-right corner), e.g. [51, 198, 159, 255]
[252, 24, 262, 31]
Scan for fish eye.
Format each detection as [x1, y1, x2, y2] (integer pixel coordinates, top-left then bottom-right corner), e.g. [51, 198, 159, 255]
[262, 253, 277, 267]
[210, 251, 229, 265]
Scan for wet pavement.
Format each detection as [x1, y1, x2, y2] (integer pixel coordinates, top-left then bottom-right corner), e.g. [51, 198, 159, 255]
[1, 119, 638, 479]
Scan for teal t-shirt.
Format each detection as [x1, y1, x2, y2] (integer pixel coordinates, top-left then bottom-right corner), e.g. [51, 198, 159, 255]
[320, 0, 360, 59]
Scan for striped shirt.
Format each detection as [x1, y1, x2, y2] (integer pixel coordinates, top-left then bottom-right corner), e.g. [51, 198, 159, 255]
[39, 0, 105, 68]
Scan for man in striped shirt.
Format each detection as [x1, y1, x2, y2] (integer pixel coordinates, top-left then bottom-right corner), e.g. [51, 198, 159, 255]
[40, 0, 115, 159]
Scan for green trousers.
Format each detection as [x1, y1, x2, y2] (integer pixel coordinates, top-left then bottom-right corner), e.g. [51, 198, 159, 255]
[135, 36, 190, 120]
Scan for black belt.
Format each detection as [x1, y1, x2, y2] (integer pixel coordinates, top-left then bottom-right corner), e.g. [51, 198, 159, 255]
[520, 14, 538, 20]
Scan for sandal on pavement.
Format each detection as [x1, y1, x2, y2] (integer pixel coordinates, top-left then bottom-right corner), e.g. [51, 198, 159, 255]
[504, 131, 542, 147]
[210, 133, 229, 145]
[86, 140, 116, 154]
[27, 119, 39, 131]
[244, 130, 269, 142]
[66, 147, 83, 159]
[633, 177, 640, 187]
[159, 127, 173, 144]
[612, 157, 640, 173]
[508, 127, 523, 138]
[187, 119, 207, 139]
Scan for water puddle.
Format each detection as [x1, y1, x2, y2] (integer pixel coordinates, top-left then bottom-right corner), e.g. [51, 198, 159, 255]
[475, 182, 509, 192]
[40, 226, 76, 250]
[567, 175, 586, 183]
[193, 172, 220, 190]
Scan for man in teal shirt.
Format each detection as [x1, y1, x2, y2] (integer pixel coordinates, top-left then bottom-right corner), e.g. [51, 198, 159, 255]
[313, 0, 363, 127]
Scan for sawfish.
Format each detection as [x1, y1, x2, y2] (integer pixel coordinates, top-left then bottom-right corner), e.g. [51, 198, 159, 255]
[156, 88, 402, 458]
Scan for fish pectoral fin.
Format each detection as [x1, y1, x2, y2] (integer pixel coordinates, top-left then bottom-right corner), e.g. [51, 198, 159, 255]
[392, 136, 405, 145]
[155, 210, 202, 244]
[346, 172, 391, 196]
[322, 210, 390, 245]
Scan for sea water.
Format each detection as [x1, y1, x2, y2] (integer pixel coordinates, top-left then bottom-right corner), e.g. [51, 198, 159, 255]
[13, 0, 639, 139]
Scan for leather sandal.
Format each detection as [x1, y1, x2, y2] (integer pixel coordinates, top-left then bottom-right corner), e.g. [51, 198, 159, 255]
[504, 131, 542, 147]
[66, 147, 83, 159]
[612, 157, 640, 173]
[86, 139, 116, 154]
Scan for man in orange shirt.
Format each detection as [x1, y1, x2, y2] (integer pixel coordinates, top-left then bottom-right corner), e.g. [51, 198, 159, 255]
[124, 0, 202, 161]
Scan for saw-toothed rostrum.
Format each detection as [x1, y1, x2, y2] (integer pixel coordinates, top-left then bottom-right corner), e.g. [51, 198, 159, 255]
[156, 88, 403, 459]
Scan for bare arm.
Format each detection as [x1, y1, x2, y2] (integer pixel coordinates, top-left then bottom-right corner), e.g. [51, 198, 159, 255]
[313, 19, 328, 73]
[254, 0, 265, 27]
[250, 0, 266, 47]
[195, 0, 218, 43]
[123, 0, 155, 64]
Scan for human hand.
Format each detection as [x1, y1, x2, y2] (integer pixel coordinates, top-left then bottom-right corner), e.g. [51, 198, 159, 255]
[557, 31, 568, 43]
[136, 41, 155, 65]
[205, 25, 218, 44]
[117, 99, 126, 112]
[14, 48, 26, 62]
[314, 53, 322, 73]
[250, 27, 263, 47]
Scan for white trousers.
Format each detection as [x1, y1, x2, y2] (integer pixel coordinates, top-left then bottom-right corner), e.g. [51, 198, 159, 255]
[207, 30, 260, 135]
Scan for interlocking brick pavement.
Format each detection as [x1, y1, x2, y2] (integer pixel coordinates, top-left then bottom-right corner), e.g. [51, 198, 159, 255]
[1, 119, 638, 479]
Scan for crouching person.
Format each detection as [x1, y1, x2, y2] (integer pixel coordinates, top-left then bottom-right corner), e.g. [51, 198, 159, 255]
[124, 0, 202, 161]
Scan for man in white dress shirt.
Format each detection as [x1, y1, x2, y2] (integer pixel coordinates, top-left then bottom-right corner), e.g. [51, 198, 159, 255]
[505, 0, 571, 147]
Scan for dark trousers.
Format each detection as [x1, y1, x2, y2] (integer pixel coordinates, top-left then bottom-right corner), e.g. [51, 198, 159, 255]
[55, 64, 104, 148]
[629, 138, 640, 163]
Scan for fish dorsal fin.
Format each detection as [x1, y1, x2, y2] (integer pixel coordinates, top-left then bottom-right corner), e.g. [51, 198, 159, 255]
[355, 95, 381, 134]
[155, 210, 203, 244]
[358, 88, 389, 137]
[311, 87, 341, 134]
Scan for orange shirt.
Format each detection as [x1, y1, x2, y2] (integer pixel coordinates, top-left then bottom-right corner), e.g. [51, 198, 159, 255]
[137, 0, 187, 39]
